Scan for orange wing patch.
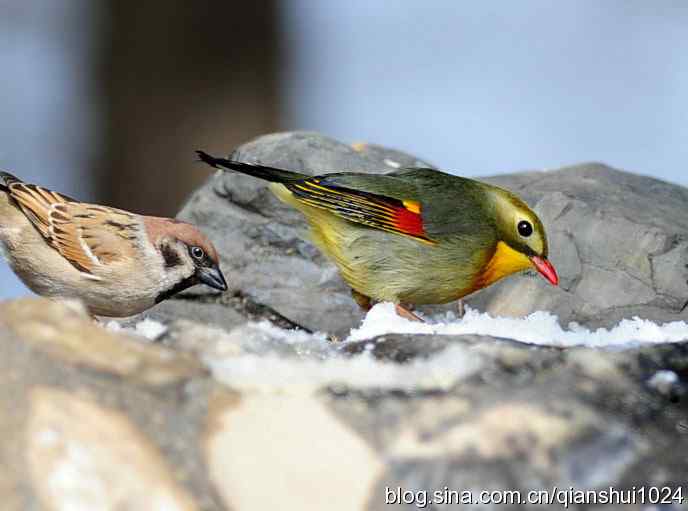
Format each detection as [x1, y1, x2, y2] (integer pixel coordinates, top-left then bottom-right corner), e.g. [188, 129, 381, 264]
[286, 178, 436, 244]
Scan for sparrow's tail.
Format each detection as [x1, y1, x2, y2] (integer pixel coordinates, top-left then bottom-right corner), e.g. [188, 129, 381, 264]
[196, 150, 307, 184]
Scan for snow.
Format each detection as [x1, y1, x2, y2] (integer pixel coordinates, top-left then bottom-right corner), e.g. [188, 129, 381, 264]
[134, 318, 168, 340]
[104, 318, 167, 341]
[103, 302, 688, 393]
[648, 370, 679, 385]
[647, 370, 679, 394]
[347, 303, 688, 348]
[202, 320, 483, 392]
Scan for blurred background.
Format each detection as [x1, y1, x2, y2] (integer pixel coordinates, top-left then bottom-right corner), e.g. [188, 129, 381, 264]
[1, 0, 687, 298]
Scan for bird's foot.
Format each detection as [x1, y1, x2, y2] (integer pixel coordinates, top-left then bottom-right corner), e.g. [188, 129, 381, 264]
[456, 299, 465, 319]
[351, 289, 373, 311]
[395, 303, 425, 322]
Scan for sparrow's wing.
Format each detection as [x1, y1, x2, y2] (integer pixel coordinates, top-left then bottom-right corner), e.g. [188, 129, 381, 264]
[49, 204, 140, 272]
[285, 168, 490, 243]
[0, 172, 77, 239]
[2, 173, 138, 274]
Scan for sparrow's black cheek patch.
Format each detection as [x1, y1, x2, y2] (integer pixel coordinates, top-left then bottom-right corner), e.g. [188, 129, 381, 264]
[155, 275, 197, 304]
[161, 245, 183, 268]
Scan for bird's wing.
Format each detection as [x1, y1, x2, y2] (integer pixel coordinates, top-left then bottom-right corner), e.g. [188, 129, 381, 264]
[286, 167, 491, 243]
[2, 173, 139, 274]
[381, 167, 491, 237]
[285, 172, 436, 243]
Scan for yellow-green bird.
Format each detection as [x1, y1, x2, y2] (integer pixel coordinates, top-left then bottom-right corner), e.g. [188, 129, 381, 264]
[196, 151, 558, 320]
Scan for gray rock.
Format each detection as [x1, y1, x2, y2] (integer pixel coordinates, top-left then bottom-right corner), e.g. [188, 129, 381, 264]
[180, 132, 688, 335]
[326, 333, 688, 511]
[2, 297, 688, 510]
[0, 299, 222, 510]
[144, 297, 247, 333]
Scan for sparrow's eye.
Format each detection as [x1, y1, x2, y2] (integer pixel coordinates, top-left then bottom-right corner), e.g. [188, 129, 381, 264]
[517, 220, 533, 238]
[190, 246, 205, 260]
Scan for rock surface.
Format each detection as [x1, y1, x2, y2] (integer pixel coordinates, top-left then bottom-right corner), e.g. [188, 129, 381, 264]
[2, 132, 688, 510]
[0, 298, 687, 510]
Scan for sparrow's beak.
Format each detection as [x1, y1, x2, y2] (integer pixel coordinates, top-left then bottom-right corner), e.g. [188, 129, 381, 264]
[530, 256, 559, 286]
[197, 266, 228, 291]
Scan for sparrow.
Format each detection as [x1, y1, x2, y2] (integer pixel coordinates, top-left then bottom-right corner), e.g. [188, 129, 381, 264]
[0, 172, 227, 317]
[197, 150, 558, 321]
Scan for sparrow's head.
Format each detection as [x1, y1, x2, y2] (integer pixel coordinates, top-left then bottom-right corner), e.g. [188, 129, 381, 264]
[144, 217, 227, 303]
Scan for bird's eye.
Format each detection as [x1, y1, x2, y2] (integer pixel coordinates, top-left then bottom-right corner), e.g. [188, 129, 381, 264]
[517, 220, 533, 238]
[190, 246, 205, 260]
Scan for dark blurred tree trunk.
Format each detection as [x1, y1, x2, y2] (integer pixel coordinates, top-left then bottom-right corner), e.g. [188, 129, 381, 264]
[98, 0, 280, 215]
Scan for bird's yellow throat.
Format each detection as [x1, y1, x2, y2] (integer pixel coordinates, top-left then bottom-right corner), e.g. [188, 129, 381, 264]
[478, 241, 533, 287]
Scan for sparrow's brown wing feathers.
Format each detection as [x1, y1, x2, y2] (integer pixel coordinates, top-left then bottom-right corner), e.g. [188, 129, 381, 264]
[50, 204, 140, 271]
[3, 177, 77, 238]
[285, 177, 436, 244]
[4, 175, 138, 274]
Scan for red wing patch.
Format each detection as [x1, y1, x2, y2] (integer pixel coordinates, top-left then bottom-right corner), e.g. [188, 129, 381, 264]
[286, 179, 436, 244]
[393, 205, 425, 237]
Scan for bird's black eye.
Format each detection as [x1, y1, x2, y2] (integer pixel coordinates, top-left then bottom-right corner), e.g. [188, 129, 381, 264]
[190, 246, 205, 260]
[517, 220, 533, 237]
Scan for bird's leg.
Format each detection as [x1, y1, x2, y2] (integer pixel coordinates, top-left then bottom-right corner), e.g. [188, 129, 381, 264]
[395, 303, 425, 323]
[456, 299, 465, 319]
[351, 289, 372, 311]
[352, 289, 424, 322]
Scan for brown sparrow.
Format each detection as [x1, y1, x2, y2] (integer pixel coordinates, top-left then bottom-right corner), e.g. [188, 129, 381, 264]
[0, 172, 227, 316]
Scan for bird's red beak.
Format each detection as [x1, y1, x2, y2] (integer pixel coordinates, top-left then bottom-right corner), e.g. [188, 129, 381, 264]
[531, 256, 559, 286]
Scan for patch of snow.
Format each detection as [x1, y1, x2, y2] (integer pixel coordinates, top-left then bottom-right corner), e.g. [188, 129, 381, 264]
[647, 370, 679, 394]
[347, 303, 688, 347]
[103, 318, 167, 341]
[383, 158, 401, 168]
[134, 318, 167, 340]
[204, 320, 483, 392]
[201, 303, 688, 393]
[104, 320, 122, 333]
[206, 343, 482, 393]
[104, 302, 688, 394]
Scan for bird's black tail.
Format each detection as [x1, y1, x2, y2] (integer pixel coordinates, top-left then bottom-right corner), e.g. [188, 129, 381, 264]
[196, 150, 307, 184]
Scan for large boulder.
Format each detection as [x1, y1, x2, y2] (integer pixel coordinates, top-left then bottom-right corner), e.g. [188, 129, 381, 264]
[177, 131, 688, 335]
[1, 298, 687, 510]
